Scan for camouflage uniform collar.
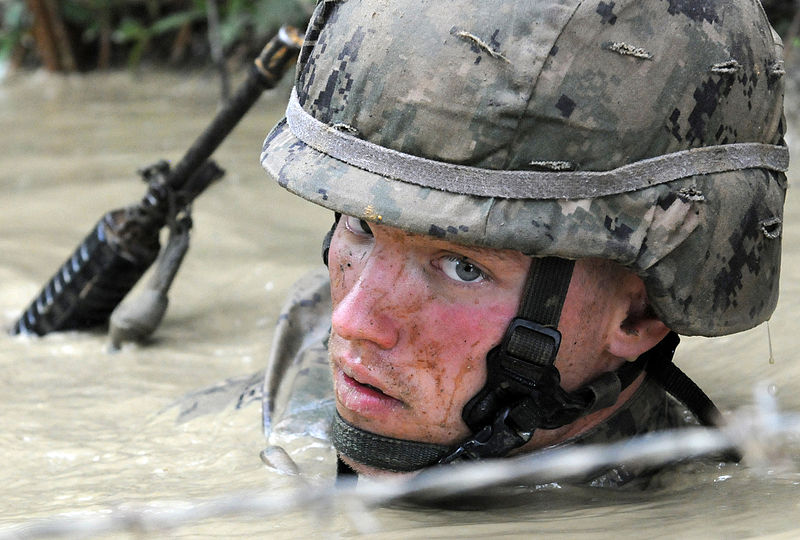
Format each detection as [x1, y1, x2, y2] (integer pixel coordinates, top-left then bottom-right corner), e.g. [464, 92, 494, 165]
[556, 376, 681, 449]
[549, 376, 690, 487]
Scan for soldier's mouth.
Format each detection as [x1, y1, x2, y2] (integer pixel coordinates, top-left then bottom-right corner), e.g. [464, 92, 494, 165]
[360, 381, 384, 394]
[346, 372, 397, 398]
[336, 369, 405, 414]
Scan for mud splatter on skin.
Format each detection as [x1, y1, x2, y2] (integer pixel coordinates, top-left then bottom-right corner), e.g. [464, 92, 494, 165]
[325, 219, 525, 445]
[440, 353, 483, 435]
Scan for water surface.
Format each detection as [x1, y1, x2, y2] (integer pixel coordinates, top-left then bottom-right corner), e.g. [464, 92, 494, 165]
[1, 70, 799, 538]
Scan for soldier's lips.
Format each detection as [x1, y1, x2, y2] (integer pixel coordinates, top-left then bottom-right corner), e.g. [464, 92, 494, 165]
[334, 368, 405, 415]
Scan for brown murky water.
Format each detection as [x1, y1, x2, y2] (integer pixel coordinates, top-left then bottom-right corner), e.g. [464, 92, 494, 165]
[1, 69, 800, 538]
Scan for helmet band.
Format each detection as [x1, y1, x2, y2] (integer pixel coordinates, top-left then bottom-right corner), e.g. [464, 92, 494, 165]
[286, 89, 788, 200]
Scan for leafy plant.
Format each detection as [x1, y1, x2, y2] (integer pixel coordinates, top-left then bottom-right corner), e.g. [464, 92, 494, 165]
[0, 0, 313, 72]
[113, 7, 205, 69]
[0, 0, 30, 68]
[217, 0, 312, 56]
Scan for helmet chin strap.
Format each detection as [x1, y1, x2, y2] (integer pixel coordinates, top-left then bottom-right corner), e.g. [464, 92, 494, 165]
[329, 251, 640, 472]
[444, 256, 582, 462]
[323, 218, 731, 472]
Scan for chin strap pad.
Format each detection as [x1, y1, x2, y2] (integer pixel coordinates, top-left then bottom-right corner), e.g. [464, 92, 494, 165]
[331, 411, 450, 472]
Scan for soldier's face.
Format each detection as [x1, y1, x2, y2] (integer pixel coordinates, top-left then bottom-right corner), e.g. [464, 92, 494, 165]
[327, 216, 634, 472]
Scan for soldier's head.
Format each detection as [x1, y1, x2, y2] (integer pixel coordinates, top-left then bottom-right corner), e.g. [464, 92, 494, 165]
[262, 0, 788, 474]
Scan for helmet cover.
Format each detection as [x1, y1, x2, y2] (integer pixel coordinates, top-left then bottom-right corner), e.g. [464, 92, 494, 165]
[262, 0, 789, 336]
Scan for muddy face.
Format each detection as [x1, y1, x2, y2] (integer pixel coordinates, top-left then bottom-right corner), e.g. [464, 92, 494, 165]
[327, 216, 529, 446]
[327, 216, 657, 464]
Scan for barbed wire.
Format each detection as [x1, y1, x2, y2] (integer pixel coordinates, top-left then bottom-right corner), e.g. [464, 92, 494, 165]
[2, 387, 799, 540]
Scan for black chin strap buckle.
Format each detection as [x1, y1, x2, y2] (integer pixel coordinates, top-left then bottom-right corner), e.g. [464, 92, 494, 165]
[500, 318, 562, 382]
[450, 317, 600, 464]
[462, 317, 563, 432]
[442, 318, 565, 464]
[439, 407, 525, 464]
[504, 318, 562, 360]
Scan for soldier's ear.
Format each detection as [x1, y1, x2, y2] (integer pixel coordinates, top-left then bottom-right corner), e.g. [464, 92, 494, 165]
[606, 276, 670, 361]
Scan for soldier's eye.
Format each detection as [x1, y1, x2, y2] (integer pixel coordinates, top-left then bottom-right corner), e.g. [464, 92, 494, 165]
[343, 215, 373, 236]
[440, 256, 486, 283]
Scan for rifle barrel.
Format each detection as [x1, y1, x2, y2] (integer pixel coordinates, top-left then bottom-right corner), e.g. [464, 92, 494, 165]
[168, 26, 303, 190]
[11, 26, 303, 336]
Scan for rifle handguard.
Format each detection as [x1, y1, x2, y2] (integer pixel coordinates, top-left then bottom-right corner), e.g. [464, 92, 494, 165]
[10, 26, 303, 336]
[12, 209, 160, 335]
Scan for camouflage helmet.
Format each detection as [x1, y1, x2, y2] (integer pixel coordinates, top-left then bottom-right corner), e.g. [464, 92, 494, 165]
[262, 0, 789, 337]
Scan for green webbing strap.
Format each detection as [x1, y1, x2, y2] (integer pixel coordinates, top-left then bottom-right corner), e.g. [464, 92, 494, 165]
[332, 411, 450, 472]
[286, 89, 790, 199]
[505, 258, 575, 365]
[518, 257, 575, 324]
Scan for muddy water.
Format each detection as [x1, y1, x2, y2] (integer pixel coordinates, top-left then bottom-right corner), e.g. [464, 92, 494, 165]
[1, 70, 800, 538]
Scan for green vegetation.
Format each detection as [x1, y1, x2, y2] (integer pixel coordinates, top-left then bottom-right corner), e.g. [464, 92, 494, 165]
[0, 1, 28, 67]
[0, 0, 313, 72]
[1, 1, 797, 74]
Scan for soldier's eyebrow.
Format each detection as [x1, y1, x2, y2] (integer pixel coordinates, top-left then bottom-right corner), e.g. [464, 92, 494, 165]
[452, 244, 529, 269]
[398, 226, 528, 269]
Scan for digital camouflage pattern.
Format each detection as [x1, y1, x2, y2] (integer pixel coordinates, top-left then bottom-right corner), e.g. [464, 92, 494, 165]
[168, 269, 691, 485]
[167, 269, 695, 485]
[262, 0, 788, 336]
[278, 271, 693, 486]
[163, 268, 699, 485]
[561, 375, 694, 487]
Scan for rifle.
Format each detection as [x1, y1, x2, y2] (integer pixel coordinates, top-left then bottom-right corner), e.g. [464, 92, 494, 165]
[11, 26, 303, 337]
